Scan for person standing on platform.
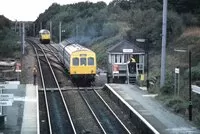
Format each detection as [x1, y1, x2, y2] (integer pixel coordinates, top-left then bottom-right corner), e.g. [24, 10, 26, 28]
[33, 65, 37, 85]
[128, 56, 136, 74]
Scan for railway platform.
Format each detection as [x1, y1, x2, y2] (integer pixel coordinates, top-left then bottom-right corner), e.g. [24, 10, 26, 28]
[21, 84, 39, 134]
[0, 84, 38, 133]
[104, 83, 200, 134]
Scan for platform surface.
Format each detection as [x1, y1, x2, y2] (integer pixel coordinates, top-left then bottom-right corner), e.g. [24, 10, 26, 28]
[21, 84, 38, 134]
[106, 83, 200, 134]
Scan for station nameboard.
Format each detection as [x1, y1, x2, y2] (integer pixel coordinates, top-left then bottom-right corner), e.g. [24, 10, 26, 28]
[123, 49, 133, 53]
[0, 101, 12, 106]
[175, 68, 179, 74]
[0, 84, 18, 89]
[0, 94, 14, 106]
[0, 94, 14, 99]
[5, 81, 20, 85]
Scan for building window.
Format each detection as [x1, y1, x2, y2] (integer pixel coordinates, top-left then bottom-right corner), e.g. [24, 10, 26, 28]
[124, 54, 130, 63]
[119, 54, 122, 63]
[115, 54, 117, 63]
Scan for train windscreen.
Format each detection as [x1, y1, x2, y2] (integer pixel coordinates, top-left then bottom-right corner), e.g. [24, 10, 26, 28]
[80, 58, 86, 66]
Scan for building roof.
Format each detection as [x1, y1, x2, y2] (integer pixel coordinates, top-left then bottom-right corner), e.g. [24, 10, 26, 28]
[107, 40, 145, 54]
[59, 40, 93, 55]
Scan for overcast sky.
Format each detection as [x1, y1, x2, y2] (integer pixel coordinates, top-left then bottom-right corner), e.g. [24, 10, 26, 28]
[0, 0, 112, 21]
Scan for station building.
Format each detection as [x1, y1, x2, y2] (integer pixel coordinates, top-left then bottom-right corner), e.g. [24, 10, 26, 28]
[107, 40, 145, 84]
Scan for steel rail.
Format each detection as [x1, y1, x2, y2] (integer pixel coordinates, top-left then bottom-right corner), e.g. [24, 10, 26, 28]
[78, 88, 107, 134]
[93, 89, 131, 134]
[27, 39, 53, 134]
[38, 58, 65, 73]
[45, 44, 61, 63]
[37, 42, 77, 134]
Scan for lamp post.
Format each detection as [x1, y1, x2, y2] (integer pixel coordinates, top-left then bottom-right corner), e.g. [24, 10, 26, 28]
[174, 49, 192, 121]
[136, 39, 149, 91]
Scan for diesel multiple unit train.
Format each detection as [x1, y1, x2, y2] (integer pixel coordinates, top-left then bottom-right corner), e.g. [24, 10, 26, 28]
[39, 29, 51, 44]
[58, 40, 97, 85]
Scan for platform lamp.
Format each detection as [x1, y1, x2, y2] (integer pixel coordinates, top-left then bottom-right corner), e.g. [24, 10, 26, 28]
[174, 49, 192, 121]
[136, 38, 149, 91]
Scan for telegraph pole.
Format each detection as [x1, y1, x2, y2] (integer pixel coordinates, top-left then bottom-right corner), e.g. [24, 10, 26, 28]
[76, 25, 78, 42]
[22, 23, 25, 55]
[15, 20, 17, 32]
[19, 22, 21, 36]
[33, 23, 35, 37]
[160, 0, 168, 87]
[59, 21, 62, 43]
[40, 22, 42, 30]
[19, 22, 22, 55]
[188, 51, 192, 121]
[50, 21, 52, 41]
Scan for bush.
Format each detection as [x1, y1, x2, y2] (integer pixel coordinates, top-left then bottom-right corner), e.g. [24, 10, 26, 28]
[102, 22, 119, 37]
[194, 113, 200, 126]
[183, 63, 200, 81]
[172, 102, 187, 113]
[181, 13, 199, 26]
[160, 72, 174, 95]
[164, 97, 187, 113]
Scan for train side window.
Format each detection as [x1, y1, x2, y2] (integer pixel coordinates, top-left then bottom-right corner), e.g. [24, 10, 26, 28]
[88, 57, 94, 65]
[73, 58, 79, 66]
[80, 58, 86, 66]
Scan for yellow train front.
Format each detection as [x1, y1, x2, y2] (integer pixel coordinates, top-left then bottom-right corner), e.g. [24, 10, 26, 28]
[39, 29, 51, 44]
[58, 40, 96, 85]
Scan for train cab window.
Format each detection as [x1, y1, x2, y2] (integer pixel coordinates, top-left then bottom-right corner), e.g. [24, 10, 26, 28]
[88, 57, 94, 65]
[73, 58, 79, 66]
[80, 58, 86, 66]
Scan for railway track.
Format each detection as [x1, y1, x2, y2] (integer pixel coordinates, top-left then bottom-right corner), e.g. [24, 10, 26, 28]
[27, 39, 76, 134]
[26, 38, 138, 133]
[79, 88, 132, 134]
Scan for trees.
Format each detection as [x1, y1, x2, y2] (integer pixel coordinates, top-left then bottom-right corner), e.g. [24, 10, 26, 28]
[0, 15, 11, 30]
[158, 0, 200, 24]
[0, 16, 19, 57]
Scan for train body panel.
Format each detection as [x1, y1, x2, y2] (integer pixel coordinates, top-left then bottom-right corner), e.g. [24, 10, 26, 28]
[58, 40, 96, 84]
[39, 29, 50, 44]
